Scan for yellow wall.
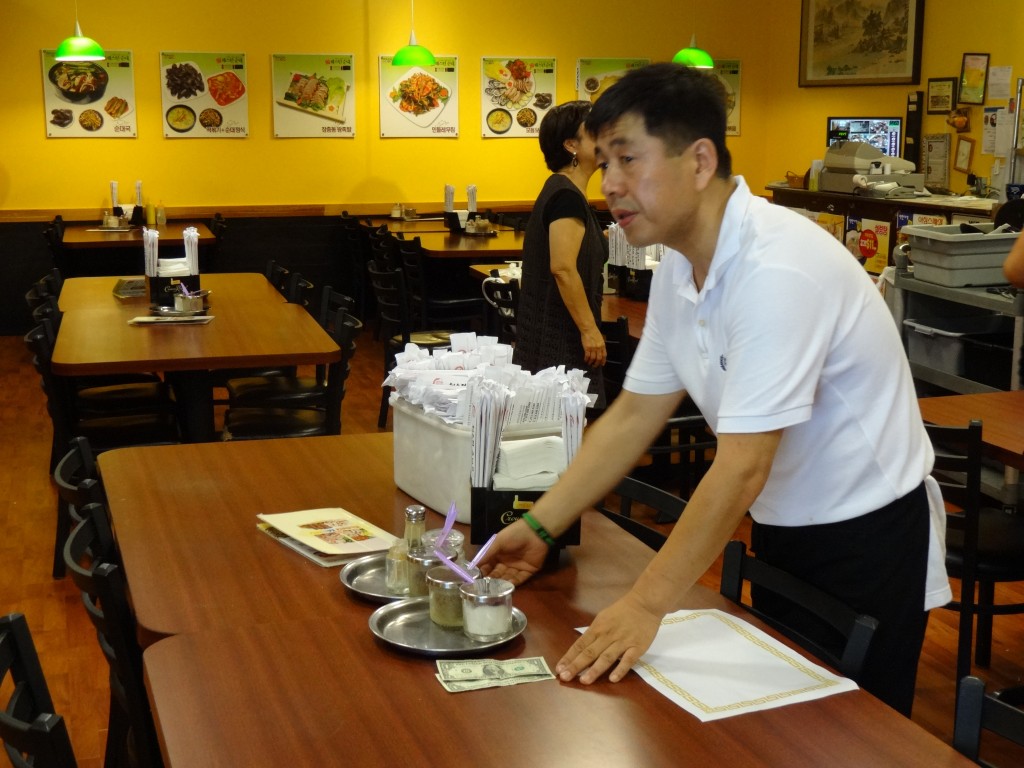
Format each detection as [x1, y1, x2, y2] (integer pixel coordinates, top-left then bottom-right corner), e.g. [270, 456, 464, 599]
[3, 1, 1022, 217]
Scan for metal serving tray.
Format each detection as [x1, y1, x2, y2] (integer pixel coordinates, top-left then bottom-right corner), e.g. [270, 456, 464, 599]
[340, 553, 402, 604]
[368, 597, 526, 656]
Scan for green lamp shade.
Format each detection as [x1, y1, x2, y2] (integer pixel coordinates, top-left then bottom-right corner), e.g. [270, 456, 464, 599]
[672, 46, 714, 69]
[392, 43, 435, 67]
[55, 21, 104, 62]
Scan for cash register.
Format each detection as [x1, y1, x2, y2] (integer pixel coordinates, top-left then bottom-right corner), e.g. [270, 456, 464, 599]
[819, 141, 925, 195]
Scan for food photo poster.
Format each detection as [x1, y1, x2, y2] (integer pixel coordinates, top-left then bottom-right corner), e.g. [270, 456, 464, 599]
[272, 53, 355, 138]
[42, 49, 137, 138]
[575, 58, 649, 103]
[480, 57, 555, 138]
[379, 55, 459, 138]
[160, 51, 248, 138]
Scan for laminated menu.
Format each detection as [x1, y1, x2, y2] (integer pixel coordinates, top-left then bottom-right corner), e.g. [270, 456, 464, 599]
[257, 508, 396, 567]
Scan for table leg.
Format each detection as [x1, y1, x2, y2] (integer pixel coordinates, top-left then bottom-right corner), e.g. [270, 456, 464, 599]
[165, 371, 216, 442]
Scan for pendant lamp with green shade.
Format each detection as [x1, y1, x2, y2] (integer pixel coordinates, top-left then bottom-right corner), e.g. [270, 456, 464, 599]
[672, 34, 713, 69]
[392, 0, 435, 67]
[55, 2, 105, 62]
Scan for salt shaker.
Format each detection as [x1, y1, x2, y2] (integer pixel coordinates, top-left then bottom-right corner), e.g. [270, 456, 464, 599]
[403, 505, 426, 548]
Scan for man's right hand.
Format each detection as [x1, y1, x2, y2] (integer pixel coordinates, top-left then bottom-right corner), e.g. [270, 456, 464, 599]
[476, 520, 549, 585]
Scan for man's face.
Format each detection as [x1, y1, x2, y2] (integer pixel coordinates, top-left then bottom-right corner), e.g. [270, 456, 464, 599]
[595, 113, 696, 250]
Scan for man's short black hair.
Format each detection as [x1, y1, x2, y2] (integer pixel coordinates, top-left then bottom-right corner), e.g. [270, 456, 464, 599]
[586, 62, 732, 178]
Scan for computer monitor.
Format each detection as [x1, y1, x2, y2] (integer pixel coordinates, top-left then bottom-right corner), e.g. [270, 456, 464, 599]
[826, 117, 903, 158]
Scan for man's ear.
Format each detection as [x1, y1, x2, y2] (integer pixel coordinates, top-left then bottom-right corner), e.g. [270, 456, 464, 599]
[692, 138, 719, 188]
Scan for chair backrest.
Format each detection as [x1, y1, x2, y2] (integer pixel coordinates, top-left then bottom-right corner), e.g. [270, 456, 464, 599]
[719, 540, 879, 679]
[264, 259, 291, 296]
[954, 675, 1024, 765]
[322, 312, 363, 434]
[24, 324, 78, 457]
[596, 476, 681, 551]
[63, 504, 162, 768]
[601, 316, 633, 404]
[53, 437, 104, 525]
[481, 277, 520, 344]
[924, 419, 983, 684]
[0, 613, 78, 768]
[368, 227, 401, 272]
[285, 271, 315, 306]
[397, 236, 430, 329]
[366, 258, 413, 345]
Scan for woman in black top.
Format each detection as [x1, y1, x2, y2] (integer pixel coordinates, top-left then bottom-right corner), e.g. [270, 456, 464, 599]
[514, 100, 609, 405]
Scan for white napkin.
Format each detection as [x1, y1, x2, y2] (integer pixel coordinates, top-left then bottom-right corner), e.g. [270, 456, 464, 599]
[496, 436, 566, 479]
[587, 609, 858, 722]
[157, 257, 190, 277]
[492, 471, 558, 491]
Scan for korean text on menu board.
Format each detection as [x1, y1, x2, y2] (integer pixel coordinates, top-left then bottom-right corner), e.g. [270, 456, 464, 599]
[480, 58, 555, 139]
[160, 52, 248, 138]
[576, 58, 649, 103]
[712, 59, 741, 137]
[41, 49, 137, 139]
[379, 55, 459, 138]
[272, 53, 355, 138]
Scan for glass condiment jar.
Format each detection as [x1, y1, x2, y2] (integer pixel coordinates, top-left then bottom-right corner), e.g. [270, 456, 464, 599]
[427, 564, 480, 628]
[460, 577, 515, 642]
[403, 504, 426, 548]
[406, 546, 456, 597]
[421, 528, 465, 562]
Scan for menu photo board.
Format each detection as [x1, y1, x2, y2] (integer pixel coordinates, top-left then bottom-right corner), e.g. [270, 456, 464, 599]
[711, 59, 741, 136]
[576, 58, 649, 103]
[480, 57, 555, 138]
[379, 55, 458, 138]
[160, 51, 248, 138]
[41, 49, 137, 138]
[272, 53, 355, 138]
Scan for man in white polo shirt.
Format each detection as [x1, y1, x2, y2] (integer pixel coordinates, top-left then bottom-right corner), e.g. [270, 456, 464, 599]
[480, 62, 950, 717]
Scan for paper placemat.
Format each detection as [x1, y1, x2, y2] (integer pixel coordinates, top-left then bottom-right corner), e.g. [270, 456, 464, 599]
[580, 609, 857, 722]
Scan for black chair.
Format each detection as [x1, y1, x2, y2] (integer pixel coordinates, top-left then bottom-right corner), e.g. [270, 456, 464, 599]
[51, 437, 105, 579]
[42, 215, 67, 277]
[265, 259, 292, 297]
[397, 236, 485, 332]
[481, 275, 520, 344]
[222, 312, 363, 440]
[596, 476, 682, 551]
[24, 325, 180, 474]
[367, 258, 453, 428]
[64, 504, 163, 768]
[284, 271, 315, 306]
[0, 613, 78, 768]
[225, 286, 356, 410]
[600, 316, 632, 405]
[719, 540, 879, 680]
[927, 420, 1024, 684]
[954, 675, 1024, 766]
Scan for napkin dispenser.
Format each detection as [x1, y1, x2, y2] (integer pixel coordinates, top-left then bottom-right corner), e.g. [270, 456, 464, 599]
[445, 209, 477, 232]
[470, 487, 580, 566]
[148, 274, 201, 307]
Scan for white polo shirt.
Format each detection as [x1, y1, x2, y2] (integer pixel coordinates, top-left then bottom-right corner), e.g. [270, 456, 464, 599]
[624, 177, 935, 526]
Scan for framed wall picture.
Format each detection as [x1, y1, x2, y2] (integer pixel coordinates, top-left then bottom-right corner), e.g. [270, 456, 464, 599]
[798, 0, 924, 86]
[927, 77, 957, 114]
[958, 53, 989, 105]
[954, 135, 975, 173]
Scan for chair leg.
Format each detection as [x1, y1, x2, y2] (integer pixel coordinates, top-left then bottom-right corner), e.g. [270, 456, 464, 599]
[52, 499, 70, 579]
[378, 387, 390, 429]
[975, 580, 995, 667]
[105, 692, 131, 768]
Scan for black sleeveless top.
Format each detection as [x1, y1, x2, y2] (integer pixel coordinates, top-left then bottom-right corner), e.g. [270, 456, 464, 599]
[513, 174, 608, 404]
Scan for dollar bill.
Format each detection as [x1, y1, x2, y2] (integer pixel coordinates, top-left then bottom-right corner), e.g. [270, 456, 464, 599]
[435, 673, 554, 693]
[436, 657, 553, 682]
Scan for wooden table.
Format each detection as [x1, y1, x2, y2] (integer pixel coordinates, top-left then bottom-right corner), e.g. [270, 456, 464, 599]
[918, 391, 1024, 471]
[62, 220, 215, 249]
[470, 263, 648, 340]
[416, 230, 526, 259]
[96, 435, 970, 767]
[54, 274, 339, 441]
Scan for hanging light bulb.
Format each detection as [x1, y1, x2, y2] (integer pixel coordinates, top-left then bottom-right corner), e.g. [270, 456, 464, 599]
[672, 34, 714, 69]
[392, 0, 435, 67]
[55, 1, 105, 62]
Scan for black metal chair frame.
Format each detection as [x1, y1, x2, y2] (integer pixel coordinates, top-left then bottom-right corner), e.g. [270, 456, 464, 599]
[596, 476, 682, 551]
[0, 613, 78, 768]
[954, 675, 1024, 766]
[719, 540, 879, 680]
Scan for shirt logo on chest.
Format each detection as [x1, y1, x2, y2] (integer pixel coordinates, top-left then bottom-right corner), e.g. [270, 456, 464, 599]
[719, 354, 727, 371]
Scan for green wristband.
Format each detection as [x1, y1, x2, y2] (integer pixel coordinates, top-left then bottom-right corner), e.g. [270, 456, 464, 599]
[521, 511, 556, 547]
